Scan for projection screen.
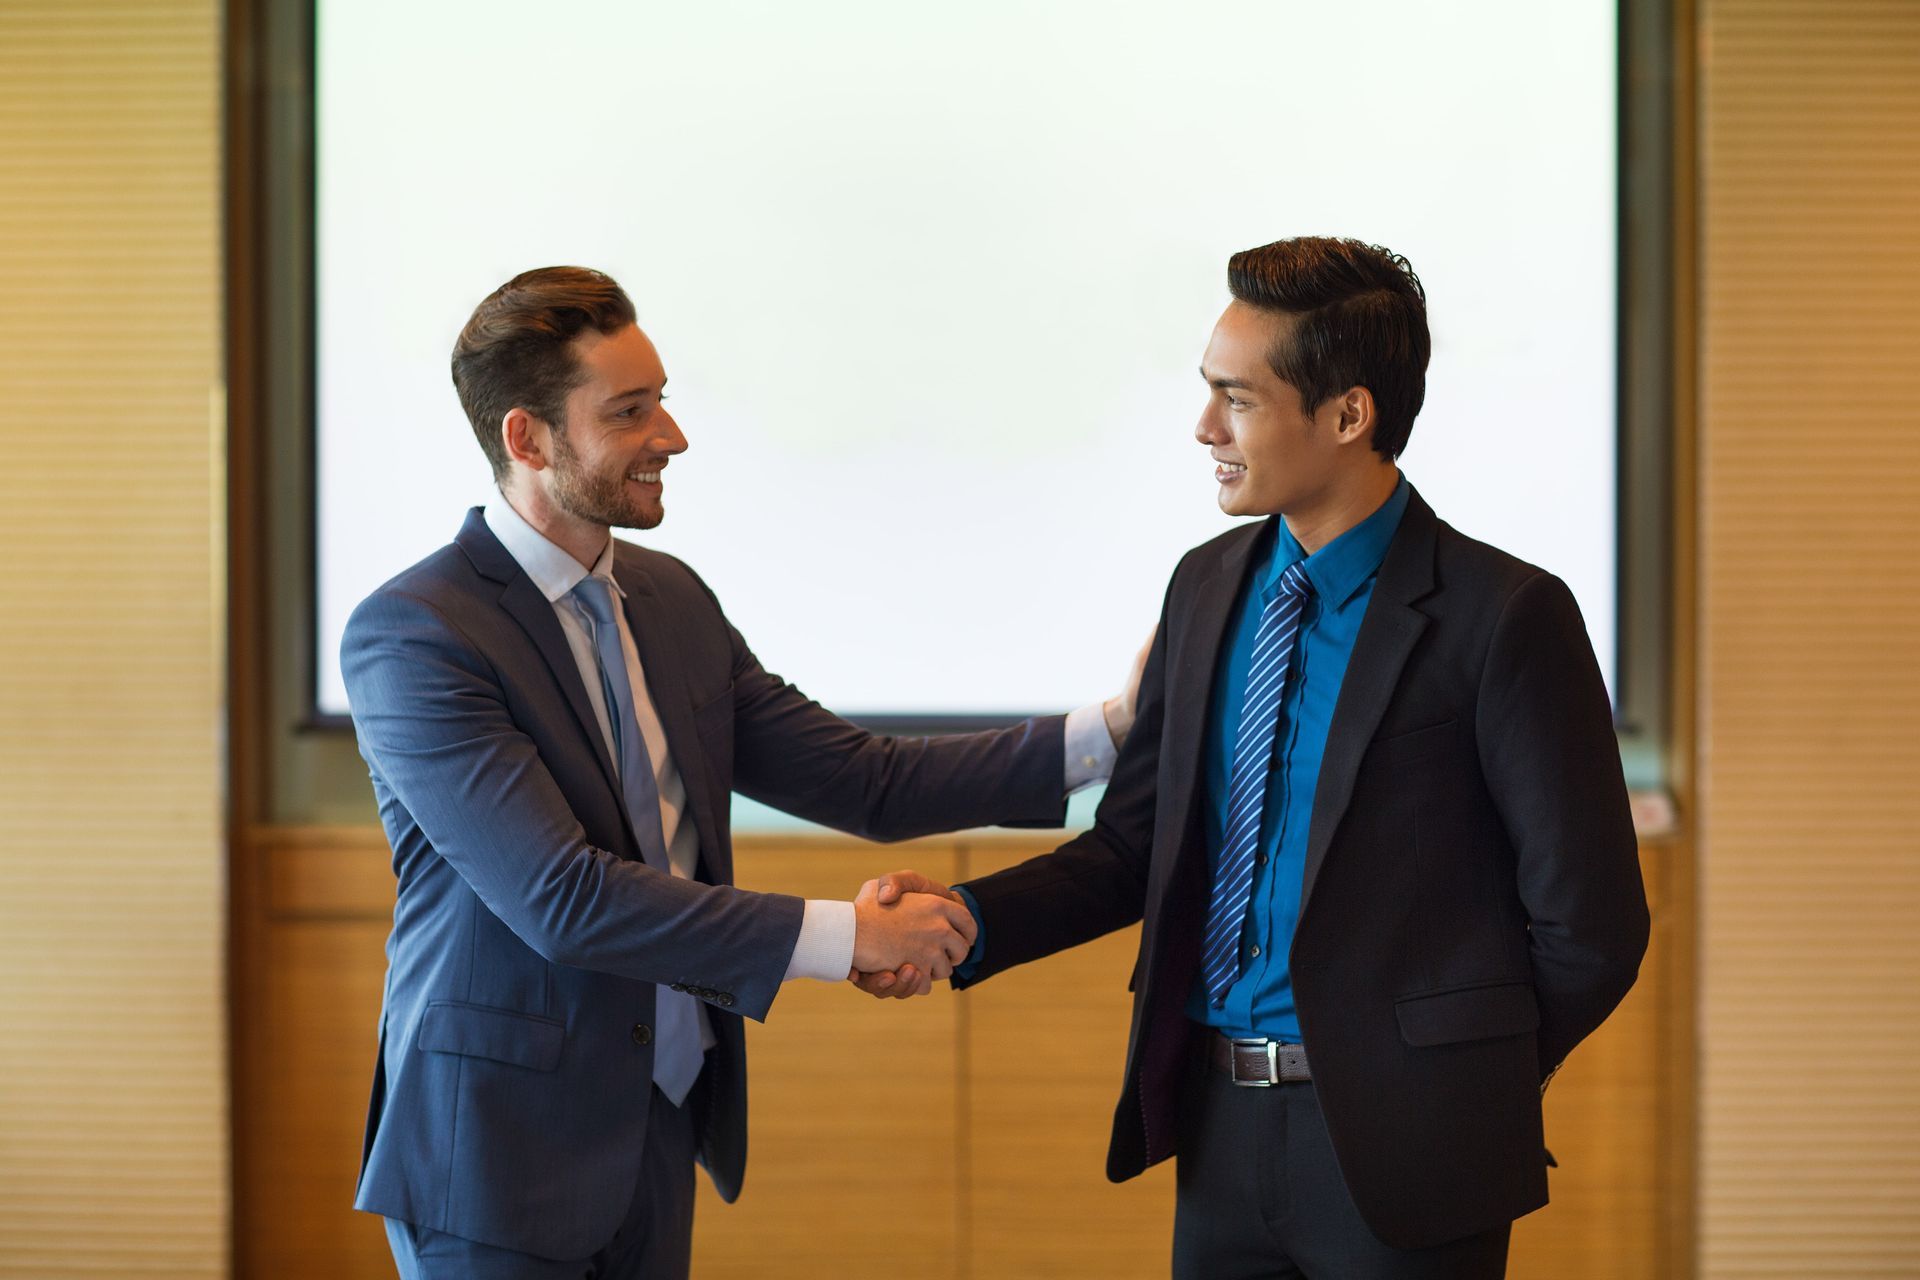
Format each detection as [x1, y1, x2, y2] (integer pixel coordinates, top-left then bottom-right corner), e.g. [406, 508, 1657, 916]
[315, 0, 1617, 723]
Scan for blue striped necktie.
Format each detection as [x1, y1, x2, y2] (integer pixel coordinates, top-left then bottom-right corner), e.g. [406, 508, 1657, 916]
[570, 575, 705, 1106]
[1200, 560, 1315, 1007]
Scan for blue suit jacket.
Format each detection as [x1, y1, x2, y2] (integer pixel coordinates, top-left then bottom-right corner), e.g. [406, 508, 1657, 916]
[341, 508, 1068, 1258]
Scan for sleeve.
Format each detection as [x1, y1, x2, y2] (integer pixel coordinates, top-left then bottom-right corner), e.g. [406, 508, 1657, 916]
[720, 618, 1072, 840]
[1063, 701, 1120, 792]
[783, 900, 857, 981]
[1475, 571, 1651, 1077]
[950, 885, 987, 981]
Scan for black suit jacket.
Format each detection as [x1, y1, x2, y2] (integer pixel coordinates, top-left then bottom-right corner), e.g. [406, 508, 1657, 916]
[953, 488, 1648, 1249]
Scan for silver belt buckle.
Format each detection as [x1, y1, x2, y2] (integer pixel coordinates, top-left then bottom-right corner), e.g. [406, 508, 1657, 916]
[1230, 1036, 1278, 1087]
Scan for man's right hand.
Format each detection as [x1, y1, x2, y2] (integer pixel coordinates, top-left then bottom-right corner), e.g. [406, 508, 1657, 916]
[851, 876, 976, 982]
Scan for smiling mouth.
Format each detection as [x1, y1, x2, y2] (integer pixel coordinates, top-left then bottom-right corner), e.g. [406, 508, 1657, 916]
[628, 470, 662, 484]
[1216, 461, 1247, 477]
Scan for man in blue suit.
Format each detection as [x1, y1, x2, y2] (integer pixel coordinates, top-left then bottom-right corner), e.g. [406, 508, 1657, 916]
[340, 266, 1134, 1278]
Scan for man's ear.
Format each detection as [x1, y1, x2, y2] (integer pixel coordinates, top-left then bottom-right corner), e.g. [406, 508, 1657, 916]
[1332, 386, 1376, 449]
[500, 406, 552, 473]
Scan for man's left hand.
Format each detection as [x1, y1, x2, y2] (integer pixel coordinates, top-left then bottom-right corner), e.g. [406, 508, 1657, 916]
[1103, 624, 1156, 747]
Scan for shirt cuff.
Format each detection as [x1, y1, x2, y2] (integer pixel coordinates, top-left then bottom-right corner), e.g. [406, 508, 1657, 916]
[952, 884, 987, 981]
[783, 899, 856, 982]
[1063, 701, 1119, 794]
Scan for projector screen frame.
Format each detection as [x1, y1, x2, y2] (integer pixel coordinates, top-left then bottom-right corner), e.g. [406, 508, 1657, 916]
[239, 0, 1678, 796]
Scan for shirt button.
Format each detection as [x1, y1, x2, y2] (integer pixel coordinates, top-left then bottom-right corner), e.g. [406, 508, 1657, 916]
[1250, 945, 1261, 958]
[631, 1023, 653, 1046]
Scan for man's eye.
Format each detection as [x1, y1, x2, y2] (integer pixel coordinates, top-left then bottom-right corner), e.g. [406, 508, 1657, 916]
[614, 394, 665, 421]
[1227, 396, 1248, 410]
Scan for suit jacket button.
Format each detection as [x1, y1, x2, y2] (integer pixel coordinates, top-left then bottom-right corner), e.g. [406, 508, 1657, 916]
[669, 983, 686, 993]
[632, 1023, 653, 1046]
[718, 993, 735, 1008]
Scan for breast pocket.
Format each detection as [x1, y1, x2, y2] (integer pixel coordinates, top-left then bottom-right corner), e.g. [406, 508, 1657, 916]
[1367, 718, 1459, 767]
[691, 681, 735, 785]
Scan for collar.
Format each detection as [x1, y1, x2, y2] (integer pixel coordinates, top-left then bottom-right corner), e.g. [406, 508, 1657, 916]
[483, 500, 623, 605]
[1261, 473, 1411, 609]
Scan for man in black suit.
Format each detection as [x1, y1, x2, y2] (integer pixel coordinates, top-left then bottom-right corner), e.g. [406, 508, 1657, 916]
[865, 237, 1648, 1277]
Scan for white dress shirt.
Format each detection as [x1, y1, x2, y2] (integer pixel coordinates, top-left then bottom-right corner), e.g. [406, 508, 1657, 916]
[483, 501, 1118, 992]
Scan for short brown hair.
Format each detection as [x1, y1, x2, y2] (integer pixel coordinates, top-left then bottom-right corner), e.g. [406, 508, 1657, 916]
[1227, 237, 1430, 460]
[451, 267, 638, 480]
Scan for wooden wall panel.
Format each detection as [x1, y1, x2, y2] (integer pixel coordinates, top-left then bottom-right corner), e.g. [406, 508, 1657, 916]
[237, 825, 1673, 1276]
[962, 840, 1176, 1279]
[1698, 2, 1920, 1276]
[0, 2, 225, 1276]
[234, 826, 394, 1279]
[691, 842, 964, 1279]
[1510, 837, 1680, 1278]
[246, 919, 394, 1277]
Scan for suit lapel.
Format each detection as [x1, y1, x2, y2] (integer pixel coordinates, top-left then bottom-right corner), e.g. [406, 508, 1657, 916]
[456, 508, 627, 806]
[1297, 491, 1438, 917]
[1159, 522, 1266, 887]
[613, 549, 728, 886]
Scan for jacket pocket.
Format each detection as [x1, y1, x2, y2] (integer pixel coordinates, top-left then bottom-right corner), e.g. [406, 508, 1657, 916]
[415, 1000, 565, 1071]
[1393, 979, 1539, 1047]
[690, 681, 735, 721]
[1367, 718, 1458, 766]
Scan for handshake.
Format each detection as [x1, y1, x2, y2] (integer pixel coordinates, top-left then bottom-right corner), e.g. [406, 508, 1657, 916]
[835, 629, 1154, 999]
[846, 870, 971, 999]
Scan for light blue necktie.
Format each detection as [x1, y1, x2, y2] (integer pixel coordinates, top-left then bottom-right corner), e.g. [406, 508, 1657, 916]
[1199, 561, 1315, 1007]
[570, 575, 705, 1105]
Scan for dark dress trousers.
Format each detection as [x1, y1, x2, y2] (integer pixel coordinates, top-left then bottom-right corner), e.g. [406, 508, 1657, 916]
[953, 488, 1649, 1250]
[341, 508, 1070, 1260]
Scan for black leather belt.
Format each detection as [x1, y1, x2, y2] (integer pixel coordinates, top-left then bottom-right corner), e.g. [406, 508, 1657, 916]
[1208, 1032, 1311, 1085]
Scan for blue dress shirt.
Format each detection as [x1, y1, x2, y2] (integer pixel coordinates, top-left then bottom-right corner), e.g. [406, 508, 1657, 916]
[1185, 476, 1410, 1041]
